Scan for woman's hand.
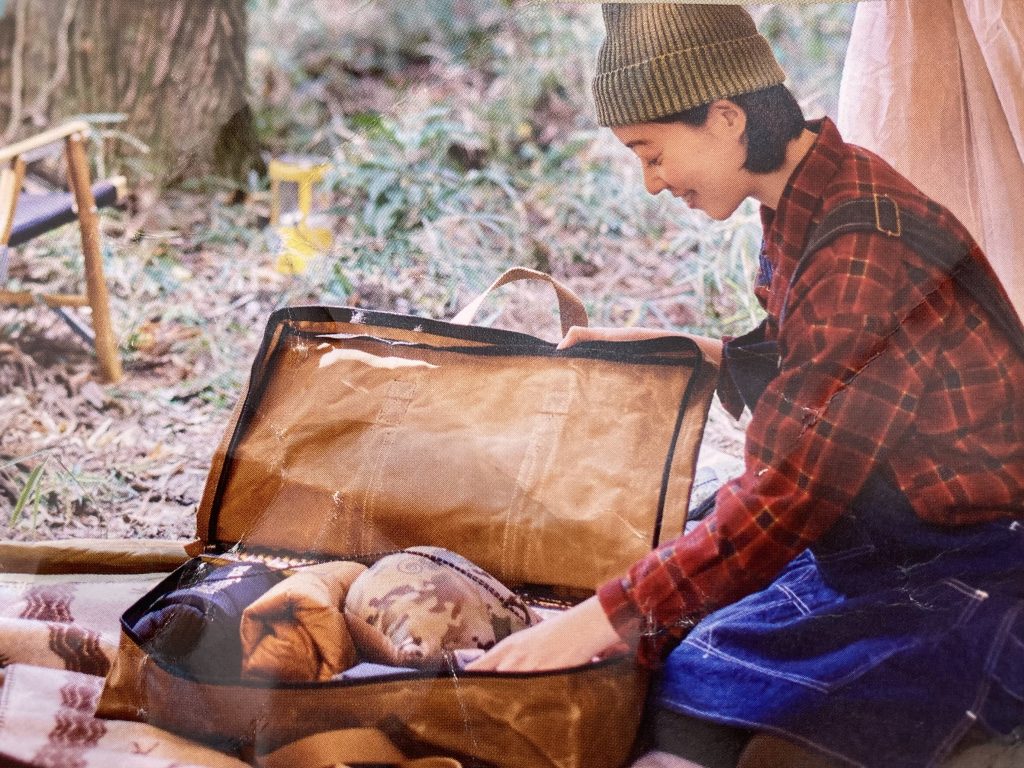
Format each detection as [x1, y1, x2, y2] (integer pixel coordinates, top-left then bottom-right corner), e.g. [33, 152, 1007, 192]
[557, 325, 676, 350]
[465, 596, 626, 673]
[558, 325, 723, 366]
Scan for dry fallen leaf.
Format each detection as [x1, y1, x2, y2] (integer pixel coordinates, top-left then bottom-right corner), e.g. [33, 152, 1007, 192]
[79, 381, 108, 410]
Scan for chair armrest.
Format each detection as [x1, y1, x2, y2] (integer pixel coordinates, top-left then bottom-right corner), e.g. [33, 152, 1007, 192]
[0, 120, 91, 164]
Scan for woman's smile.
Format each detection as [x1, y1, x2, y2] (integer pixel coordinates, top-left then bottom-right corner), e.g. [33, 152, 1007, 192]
[612, 107, 756, 221]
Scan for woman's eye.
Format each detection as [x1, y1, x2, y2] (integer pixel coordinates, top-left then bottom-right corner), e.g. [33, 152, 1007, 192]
[646, 156, 662, 169]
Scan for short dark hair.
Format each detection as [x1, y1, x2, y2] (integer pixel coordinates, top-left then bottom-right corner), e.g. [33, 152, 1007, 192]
[653, 85, 805, 173]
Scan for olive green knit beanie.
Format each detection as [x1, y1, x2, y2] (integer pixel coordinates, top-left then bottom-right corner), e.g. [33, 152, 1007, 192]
[592, 3, 787, 127]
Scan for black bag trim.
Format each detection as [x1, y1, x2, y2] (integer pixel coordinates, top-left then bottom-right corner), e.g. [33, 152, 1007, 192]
[207, 305, 713, 557]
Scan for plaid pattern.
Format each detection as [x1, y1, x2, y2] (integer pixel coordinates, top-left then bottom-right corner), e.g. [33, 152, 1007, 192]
[599, 118, 1024, 664]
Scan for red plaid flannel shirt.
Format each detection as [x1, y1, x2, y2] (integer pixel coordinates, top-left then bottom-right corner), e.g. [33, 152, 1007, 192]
[599, 118, 1024, 665]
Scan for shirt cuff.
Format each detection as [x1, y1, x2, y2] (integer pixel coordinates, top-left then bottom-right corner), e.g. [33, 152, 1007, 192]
[597, 575, 694, 668]
[597, 576, 644, 644]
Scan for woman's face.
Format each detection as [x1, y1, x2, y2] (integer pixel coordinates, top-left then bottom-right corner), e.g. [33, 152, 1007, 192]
[611, 101, 752, 221]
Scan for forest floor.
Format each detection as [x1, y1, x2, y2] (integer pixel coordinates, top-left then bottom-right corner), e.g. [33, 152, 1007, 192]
[0, 192, 746, 544]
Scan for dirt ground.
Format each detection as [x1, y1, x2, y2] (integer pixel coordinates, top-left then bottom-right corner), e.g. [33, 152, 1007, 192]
[0, 193, 746, 544]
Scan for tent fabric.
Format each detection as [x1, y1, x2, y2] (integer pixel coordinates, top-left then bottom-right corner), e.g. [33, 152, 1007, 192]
[0, 538, 191, 575]
[838, 0, 1024, 320]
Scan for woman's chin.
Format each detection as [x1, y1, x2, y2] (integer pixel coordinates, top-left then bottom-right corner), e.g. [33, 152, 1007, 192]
[702, 201, 745, 221]
[693, 204, 726, 221]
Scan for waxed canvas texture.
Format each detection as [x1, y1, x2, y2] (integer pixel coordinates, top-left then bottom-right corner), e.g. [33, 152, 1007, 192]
[99, 302, 719, 767]
[100, 625, 649, 768]
[196, 307, 718, 592]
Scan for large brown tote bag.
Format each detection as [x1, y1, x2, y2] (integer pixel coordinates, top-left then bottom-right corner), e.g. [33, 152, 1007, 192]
[98, 268, 720, 768]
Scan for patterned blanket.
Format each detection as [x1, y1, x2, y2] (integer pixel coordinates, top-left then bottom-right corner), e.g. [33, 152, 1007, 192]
[0, 571, 247, 768]
[0, 571, 158, 675]
[0, 664, 249, 768]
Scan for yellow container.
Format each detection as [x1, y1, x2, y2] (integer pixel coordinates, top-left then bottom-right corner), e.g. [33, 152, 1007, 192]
[274, 225, 333, 275]
[268, 155, 333, 274]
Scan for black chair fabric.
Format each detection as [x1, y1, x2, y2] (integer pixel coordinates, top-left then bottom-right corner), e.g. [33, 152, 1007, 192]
[8, 182, 118, 247]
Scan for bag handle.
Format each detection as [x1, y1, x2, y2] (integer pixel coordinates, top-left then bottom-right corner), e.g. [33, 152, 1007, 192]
[451, 267, 589, 338]
[257, 726, 462, 768]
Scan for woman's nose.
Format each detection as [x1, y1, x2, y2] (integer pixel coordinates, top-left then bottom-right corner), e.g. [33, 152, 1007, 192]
[642, 166, 667, 196]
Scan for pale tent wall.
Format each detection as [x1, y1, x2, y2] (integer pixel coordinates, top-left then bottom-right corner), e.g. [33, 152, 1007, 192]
[837, 0, 1024, 320]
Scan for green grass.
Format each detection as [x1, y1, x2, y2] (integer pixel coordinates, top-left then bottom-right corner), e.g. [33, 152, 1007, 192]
[1, 1, 854, 533]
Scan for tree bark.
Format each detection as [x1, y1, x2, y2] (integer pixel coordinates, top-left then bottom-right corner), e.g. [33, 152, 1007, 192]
[0, 0, 264, 186]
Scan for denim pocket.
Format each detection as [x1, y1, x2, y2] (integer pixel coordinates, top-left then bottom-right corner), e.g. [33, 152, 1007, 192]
[683, 570, 989, 694]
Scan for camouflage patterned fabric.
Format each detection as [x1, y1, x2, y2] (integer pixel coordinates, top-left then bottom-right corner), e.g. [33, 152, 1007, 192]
[343, 547, 540, 667]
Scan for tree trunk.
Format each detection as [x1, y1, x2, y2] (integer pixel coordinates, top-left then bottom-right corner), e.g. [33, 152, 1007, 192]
[0, 0, 264, 186]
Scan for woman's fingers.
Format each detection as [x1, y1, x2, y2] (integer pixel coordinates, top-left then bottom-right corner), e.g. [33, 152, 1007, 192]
[465, 624, 554, 671]
[557, 325, 689, 350]
[557, 325, 635, 349]
[466, 596, 624, 672]
[556, 325, 591, 350]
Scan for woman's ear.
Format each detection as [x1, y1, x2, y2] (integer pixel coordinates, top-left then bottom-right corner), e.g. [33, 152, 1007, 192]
[708, 99, 747, 138]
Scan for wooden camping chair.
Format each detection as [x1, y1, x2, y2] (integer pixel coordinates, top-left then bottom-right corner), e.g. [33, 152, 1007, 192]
[0, 121, 124, 383]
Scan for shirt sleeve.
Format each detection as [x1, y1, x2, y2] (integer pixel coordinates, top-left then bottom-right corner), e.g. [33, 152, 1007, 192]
[599, 233, 933, 665]
[714, 334, 747, 420]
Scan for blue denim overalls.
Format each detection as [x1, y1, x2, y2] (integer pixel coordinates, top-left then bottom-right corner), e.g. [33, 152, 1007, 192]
[656, 199, 1024, 768]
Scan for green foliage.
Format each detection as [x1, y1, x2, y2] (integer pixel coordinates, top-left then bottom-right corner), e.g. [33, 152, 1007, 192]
[752, 4, 857, 117]
[9, 462, 45, 527]
[247, 1, 852, 335]
[323, 100, 767, 336]
[322, 107, 517, 307]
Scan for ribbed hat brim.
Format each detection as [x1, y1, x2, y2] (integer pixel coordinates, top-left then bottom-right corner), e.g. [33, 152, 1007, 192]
[591, 5, 787, 127]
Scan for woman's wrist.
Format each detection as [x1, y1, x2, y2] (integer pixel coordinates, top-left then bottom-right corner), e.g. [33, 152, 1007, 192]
[573, 594, 625, 651]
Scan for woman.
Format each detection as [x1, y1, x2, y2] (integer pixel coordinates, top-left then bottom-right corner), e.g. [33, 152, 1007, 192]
[468, 5, 1024, 768]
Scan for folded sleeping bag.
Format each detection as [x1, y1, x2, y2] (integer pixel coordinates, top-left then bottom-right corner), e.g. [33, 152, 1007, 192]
[132, 561, 284, 679]
[240, 560, 367, 681]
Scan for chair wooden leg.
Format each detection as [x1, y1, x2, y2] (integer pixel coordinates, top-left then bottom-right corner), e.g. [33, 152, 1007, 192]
[0, 160, 25, 245]
[65, 132, 122, 384]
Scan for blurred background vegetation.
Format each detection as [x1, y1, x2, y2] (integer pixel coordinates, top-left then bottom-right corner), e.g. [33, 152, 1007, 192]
[0, 1, 856, 537]
[242, 0, 855, 336]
